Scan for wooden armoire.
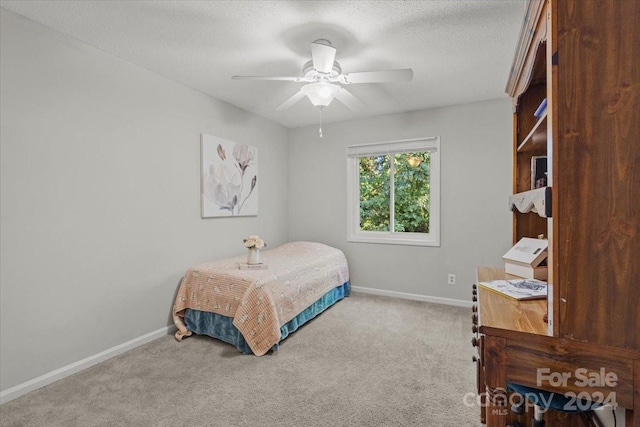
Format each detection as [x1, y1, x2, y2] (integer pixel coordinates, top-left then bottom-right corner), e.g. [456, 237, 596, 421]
[472, 1, 640, 426]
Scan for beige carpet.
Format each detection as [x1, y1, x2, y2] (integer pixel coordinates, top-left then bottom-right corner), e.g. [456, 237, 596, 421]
[0, 293, 480, 426]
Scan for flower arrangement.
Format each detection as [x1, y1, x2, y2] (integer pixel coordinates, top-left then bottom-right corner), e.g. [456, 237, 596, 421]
[243, 235, 266, 249]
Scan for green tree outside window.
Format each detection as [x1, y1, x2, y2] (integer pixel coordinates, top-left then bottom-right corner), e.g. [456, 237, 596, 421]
[359, 151, 430, 233]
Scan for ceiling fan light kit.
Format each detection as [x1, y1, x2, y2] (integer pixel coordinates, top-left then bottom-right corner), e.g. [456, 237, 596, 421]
[232, 39, 413, 137]
[300, 82, 341, 108]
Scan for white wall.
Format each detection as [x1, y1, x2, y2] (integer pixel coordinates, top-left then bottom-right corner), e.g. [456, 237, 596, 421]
[0, 9, 289, 391]
[287, 99, 513, 303]
[1, 4, 513, 399]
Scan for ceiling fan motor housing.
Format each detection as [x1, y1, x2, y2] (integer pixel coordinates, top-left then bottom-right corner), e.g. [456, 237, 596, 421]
[302, 60, 342, 82]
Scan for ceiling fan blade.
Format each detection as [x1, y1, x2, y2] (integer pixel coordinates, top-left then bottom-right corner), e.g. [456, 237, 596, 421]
[340, 69, 414, 84]
[275, 90, 307, 111]
[334, 88, 365, 112]
[232, 75, 305, 82]
[311, 41, 337, 74]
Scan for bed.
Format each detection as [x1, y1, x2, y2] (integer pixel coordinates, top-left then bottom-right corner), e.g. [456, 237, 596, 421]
[172, 241, 350, 355]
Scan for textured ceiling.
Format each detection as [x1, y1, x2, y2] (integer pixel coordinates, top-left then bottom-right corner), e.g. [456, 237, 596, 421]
[0, 0, 525, 128]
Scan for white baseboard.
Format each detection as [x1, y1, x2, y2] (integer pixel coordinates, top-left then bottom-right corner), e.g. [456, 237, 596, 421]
[0, 325, 176, 405]
[351, 285, 472, 308]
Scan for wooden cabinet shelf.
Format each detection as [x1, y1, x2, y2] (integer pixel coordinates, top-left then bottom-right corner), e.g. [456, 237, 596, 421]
[517, 111, 547, 152]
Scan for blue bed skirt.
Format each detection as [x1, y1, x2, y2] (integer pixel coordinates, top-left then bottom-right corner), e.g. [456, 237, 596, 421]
[184, 281, 350, 354]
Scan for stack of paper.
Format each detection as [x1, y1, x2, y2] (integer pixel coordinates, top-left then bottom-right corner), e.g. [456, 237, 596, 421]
[478, 279, 547, 300]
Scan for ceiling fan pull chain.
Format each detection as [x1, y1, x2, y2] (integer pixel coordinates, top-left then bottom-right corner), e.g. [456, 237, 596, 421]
[319, 106, 323, 138]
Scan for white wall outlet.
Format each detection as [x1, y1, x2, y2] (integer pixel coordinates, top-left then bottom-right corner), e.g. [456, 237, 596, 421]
[448, 273, 456, 285]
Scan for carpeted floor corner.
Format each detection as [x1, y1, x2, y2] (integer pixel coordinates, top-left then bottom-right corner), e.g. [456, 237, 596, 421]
[0, 292, 481, 426]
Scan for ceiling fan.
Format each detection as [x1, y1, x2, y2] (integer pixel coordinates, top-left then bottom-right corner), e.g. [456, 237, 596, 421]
[232, 39, 413, 113]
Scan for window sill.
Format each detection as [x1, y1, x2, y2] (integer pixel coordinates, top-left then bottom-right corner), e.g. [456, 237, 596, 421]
[348, 233, 440, 247]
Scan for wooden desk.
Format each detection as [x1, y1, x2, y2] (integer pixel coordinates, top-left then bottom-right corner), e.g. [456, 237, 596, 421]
[476, 266, 548, 335]
[474, 267, 640, 427]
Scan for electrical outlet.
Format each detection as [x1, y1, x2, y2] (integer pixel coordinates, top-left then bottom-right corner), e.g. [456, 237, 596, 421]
[448, 274, 456, 285]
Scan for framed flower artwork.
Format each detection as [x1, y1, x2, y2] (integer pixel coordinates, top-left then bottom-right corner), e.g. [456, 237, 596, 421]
[201, 134, 258, 217]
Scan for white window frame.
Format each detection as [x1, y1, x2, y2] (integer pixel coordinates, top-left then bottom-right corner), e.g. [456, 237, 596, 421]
[346, 137, 440, 247]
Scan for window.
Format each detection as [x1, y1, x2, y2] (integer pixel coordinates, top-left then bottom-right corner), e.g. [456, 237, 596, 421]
[347, 137, 440, 246]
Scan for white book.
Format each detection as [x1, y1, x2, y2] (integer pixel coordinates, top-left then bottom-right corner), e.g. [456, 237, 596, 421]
[505, 263, 548, 280]
[502, 237, 548, 267]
